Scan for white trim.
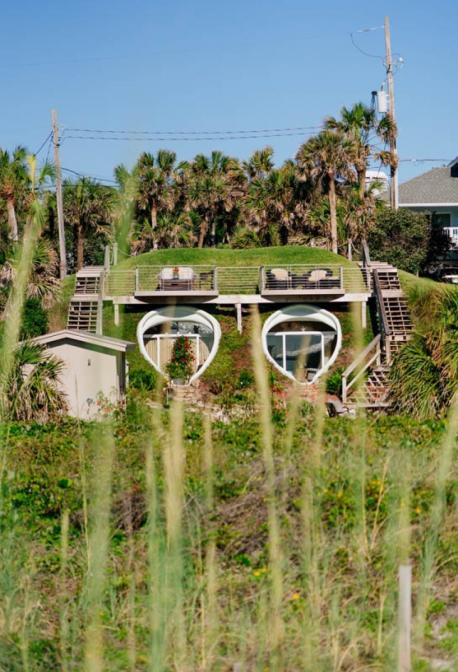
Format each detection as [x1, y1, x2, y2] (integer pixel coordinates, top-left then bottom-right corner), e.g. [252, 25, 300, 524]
[399, 203, 458, 208]
[261, 305, 342, 385]
[29, 329, 134, 352]
[136, 306, 221, 385]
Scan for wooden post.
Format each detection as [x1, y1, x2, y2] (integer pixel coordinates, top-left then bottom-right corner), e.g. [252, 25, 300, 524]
[114, 303, 120, 327]
[236, 303, 242, 333]
[104, 245, 110, 270]
[361, 301, 367, 329]
[398, 564, 412, 672]
[51, 110, 67, 279]
[112, 242, 118, 266]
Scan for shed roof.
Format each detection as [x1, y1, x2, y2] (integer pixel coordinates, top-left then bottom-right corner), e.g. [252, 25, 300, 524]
[29, 329, 134, 352]
[399, 163, 458, 206]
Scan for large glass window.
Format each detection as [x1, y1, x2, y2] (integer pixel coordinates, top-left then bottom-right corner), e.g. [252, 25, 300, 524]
[266, 331, 325, 382]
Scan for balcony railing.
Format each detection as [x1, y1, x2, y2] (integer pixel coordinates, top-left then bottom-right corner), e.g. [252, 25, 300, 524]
[103, 263, 368, 298]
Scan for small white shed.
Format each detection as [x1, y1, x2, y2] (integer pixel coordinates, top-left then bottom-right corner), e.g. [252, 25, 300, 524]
[30, 330, 134, 419]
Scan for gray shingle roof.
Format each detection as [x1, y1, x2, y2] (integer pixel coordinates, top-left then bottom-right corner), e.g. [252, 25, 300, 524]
[399, 164, 458, 205]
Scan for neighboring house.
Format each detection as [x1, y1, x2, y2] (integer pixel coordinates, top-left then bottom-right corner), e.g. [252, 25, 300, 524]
[398, 158, 458, 254]
[30, 330, 134, 419]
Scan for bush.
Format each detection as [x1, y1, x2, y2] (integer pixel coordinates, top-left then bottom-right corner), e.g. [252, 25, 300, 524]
[368, 208, 431, 274]
[326, 368, 343, 396]
[129, 367, 157, 391]
[166, 336, 195, 381]
[21, 297, 48, 338]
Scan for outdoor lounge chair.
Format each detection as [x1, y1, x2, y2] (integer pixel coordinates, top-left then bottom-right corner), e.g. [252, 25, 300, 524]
[267, 267, 289, 290]
[159, 266, 195, 291]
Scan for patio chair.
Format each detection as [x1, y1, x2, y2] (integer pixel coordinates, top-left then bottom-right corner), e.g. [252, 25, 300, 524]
[268, 267, 289, 290]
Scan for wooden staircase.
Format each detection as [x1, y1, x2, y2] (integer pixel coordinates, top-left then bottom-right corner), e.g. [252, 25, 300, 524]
[341, 263, 413, 410]
[67, 267, 104, 334]
[372, 264, 413, 363]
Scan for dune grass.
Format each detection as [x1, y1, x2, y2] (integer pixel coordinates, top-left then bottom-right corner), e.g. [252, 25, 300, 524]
[2, 186, 458, 671]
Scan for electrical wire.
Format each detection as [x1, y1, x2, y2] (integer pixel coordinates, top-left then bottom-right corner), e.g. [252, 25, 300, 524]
[33, 131, 53, 156]
[64, 124, 323, 136]
[349, 31, 385, 62]
[63, 131, 317, 143]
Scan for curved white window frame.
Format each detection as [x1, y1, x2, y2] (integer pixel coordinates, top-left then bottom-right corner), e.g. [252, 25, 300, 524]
[261, 304, 342, 384]
[137, 306, 222, 385]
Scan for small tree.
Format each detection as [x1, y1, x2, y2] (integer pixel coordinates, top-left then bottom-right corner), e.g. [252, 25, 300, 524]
[166, 336, 195, 382]
[368, 208, 431, 274]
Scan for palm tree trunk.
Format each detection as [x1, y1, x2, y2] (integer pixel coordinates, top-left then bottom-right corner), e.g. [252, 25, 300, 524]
[151, 204, 158, 250]
[76, 222, 84, 271]
[7, 199, 18, 242]
[198, 215, 209, 248]
[357, 168, 366, 200]
[210, 219, 216, 247]
[328, 177, 338, 254]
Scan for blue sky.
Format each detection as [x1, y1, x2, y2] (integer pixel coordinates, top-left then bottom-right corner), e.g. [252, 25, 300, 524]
[2, 0, 457, 184]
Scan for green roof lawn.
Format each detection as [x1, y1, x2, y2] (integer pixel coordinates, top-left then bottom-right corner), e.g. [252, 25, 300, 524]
[114, 245, 359, 269]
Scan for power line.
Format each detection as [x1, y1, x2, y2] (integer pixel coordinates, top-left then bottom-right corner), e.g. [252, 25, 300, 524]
[33, 131, 53, 156]
[64, 131, 317, 143]
[61, 166, 117, 183]
[64, 124, 322, 136]
[349, 30, 385, 62]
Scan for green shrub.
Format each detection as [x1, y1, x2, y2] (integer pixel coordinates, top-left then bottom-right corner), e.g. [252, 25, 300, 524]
[368, 208, 431, 274]
[21, 297, 48, 338]
[166, 336, 195, 381]
[129, 367, 157, 391]
[326, 367, 343, 395]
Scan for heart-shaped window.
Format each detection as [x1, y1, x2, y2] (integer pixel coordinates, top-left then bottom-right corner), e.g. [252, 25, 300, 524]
[137, 306, 221, 385]
[262, 305, 342, 384]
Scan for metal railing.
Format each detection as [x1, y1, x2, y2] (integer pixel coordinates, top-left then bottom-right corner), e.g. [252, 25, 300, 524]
[341, 334, 382, 404]
[261, 264, 344, 292]
[103, 263, 369, 298]
[136, 265, 217, 293]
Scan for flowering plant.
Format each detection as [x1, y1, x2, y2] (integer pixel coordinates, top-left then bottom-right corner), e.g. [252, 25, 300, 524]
[166, 336, 194, 381]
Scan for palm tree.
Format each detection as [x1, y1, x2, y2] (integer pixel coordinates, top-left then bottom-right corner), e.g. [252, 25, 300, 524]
[134, 150, 177, 249]
[296, 130, 354, 254]
[375, 115, 399, 184]
[325, 103, 375, 199]
[245, 161, 296, 245]
[0, 146, 29, 242]
[7, 342, 67, 422]
[0, 239, 60, 310]
[184, 151, 246, 247]
[63, 178, 113, 272]
[243, 146, 274, 181]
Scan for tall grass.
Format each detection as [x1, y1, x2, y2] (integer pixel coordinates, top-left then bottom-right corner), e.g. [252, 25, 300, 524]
[0, 181, 457, 672]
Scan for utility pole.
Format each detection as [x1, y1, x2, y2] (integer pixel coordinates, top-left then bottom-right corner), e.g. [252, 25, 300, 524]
[384, 16, 399, 210]
[51, 109, 67, 278]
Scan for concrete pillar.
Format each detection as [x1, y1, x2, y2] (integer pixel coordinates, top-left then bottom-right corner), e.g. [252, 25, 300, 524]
[361, 301, 367, 329]
[236, 303, 243, 333]
[114, 302, 120, 327]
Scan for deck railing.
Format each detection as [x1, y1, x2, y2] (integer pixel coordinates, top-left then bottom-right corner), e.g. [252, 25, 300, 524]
[136, 265, 217, 293]
[341, 334, 382, 404]
[261, 264, 344, 293]
[103, 263, 368, 298]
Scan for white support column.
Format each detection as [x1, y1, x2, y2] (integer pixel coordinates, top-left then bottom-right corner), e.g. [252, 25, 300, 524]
[361, 301, 367, 330]
[236, 303, 243, 333]
[114, 303, 120, 327]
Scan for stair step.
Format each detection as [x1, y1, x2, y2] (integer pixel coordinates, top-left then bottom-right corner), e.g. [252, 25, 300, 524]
[67, 299, 99, 333]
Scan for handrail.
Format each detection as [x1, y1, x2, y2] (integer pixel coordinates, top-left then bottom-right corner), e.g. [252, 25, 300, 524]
[342, 334, 381, 380]
[342, 334, 381, 404]
[373, 270, 392, 336]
